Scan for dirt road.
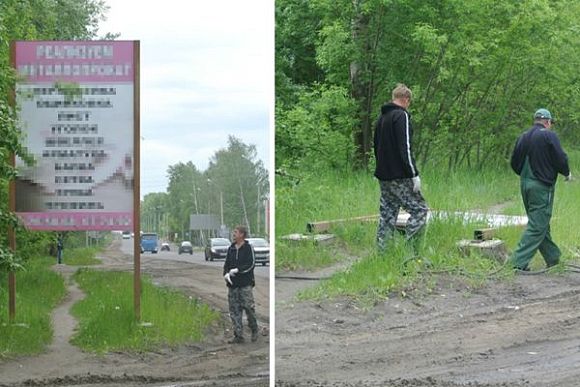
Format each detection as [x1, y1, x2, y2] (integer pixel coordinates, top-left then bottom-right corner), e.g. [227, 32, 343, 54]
[276, 264, 580, 386]
[0, 238, 269, 387]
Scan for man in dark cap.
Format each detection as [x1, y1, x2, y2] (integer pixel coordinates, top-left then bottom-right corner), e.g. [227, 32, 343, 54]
[510, 108, 571, 271]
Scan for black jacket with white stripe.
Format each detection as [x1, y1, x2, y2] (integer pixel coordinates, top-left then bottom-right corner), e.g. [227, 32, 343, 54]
[373, 102, 419, 181]
[223, 240, 255, 288]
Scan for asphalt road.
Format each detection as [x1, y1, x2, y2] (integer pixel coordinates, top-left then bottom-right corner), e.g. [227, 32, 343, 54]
[119, 238, 270, 278]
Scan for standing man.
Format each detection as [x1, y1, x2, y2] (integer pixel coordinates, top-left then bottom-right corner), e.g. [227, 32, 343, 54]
[56, 234, 64, 264]
[374, 83, 429, 251]
[223, 225, 258, 343]
[510, 108, 571, 271]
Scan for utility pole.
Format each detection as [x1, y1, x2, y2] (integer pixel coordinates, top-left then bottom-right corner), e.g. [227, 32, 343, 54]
[239, 178, 251, 235]
[193, 178, 204, 245]
[256, 182, 261, 236]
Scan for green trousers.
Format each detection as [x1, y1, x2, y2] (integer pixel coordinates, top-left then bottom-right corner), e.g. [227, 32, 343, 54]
[510, 160, 561, 270]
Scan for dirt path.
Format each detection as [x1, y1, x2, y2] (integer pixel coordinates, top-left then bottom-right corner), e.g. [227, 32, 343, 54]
[276, 259, 580, 386]
[0, 240, 269, 387]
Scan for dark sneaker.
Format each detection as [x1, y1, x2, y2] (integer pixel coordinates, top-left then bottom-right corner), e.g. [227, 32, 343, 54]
[514, 266, 529, 272]
[228, 336, 244, 344]
[251, 330, 259, 342]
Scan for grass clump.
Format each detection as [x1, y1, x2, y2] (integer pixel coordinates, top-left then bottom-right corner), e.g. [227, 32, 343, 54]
[63, 247, 101, 266]
[0, 256, 66, 357]
[278, 148, 580, 301]
[71, 269, 218, 353]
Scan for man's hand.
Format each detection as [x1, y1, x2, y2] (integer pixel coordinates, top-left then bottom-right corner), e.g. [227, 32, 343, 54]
[224, 273, 233, 285]
[565, 172, 572, 182]
[412, 176, 421, 193]
[229, 268, 239, 276]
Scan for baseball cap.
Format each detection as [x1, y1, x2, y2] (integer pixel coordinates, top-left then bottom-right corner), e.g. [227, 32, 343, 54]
[534, 108, 553, 121]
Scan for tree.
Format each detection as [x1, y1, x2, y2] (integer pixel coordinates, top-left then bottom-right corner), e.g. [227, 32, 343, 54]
[206, 136, 269, 236]
[276, 0, 580, 172]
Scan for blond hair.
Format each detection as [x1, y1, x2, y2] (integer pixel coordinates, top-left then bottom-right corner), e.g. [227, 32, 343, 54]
[235, 225, 248, 238]
[392, 83, 412, 101]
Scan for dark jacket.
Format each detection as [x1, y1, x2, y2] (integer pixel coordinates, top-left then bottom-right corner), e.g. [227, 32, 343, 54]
[374, 102, 419, 181]
[510, 124, 569, 186]
[223, 240, 255, 288]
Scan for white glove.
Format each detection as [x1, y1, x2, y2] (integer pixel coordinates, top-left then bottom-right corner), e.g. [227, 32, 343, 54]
[229, 268, 239, 276]
[412, 176, 421, 193]
[224, 273, 233, 285]
[565, 172, 572, 181]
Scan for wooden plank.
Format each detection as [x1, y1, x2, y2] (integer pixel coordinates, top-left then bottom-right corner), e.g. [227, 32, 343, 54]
[307, 212, 409, 234]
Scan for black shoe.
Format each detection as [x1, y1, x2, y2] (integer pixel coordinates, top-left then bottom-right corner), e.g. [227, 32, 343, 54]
[514, 266, 529, 272]
[547, 260, 560, 268]
[228, 336, 244, 344]
[251, 330, 259, 342]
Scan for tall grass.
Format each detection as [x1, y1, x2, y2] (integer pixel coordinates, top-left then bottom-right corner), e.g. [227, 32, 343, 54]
[276, 149, 580, 299]
[71, 269, 219, 353]
[0, 256, 66, 357]
[63, 247, 101, 266]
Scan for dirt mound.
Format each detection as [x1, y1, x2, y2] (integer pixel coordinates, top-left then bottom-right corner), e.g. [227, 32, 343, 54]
[276, 266, 580, 387]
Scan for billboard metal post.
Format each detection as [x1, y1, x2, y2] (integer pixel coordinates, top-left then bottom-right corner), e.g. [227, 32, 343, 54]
[133, 41, 141, 321]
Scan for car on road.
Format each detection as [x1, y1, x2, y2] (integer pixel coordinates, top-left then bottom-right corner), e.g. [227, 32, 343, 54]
[178, 241, 193, 255]
[204, 238, 230, 261]
[140, 233, 159, 254]
[247, 237, 270, 266]
[122, 231, 131, 239]
[160, 242, 170, 251]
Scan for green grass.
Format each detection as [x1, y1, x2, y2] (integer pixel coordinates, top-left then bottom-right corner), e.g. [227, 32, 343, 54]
[71, 269, 219, 353]
[0, 256, 66, 357]
[276, 149, 580, 300]
[63, 247, 101, 266]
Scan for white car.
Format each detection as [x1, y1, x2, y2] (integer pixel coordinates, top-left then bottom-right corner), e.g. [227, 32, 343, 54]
[246, 238, 269, 266]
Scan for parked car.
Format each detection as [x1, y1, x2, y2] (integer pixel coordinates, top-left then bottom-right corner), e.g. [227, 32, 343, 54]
[178, 241, 193, 255]
[204, 238, 230, 261]
[160, 242, 170, 251]
[122, 230, 131, 239]
[246, 237, 270, 266]
[140, 233, 159, 254]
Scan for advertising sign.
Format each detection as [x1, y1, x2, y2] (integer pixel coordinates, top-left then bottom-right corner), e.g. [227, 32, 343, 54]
[13, 41, 136, 230]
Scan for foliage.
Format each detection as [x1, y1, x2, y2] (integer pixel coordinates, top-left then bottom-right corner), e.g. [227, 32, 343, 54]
[71, 269, 219, 353]
[0, 256, 66, 357]
[276, 0, 580, 171]
[276, 84, 357, 172]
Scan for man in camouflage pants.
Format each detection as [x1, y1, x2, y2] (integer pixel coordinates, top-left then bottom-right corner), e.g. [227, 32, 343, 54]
[223, 225, 258, 343]
[374, 84, 429, 250]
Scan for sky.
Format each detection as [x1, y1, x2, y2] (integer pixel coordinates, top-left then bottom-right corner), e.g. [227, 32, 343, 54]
[97, 0, 273, 198]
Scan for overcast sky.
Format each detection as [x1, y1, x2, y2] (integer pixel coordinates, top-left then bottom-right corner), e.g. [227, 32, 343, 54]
[97, 0, 273, 197]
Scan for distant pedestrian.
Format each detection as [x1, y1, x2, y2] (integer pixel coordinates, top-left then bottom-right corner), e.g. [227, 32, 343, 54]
[56, 235, 64, 264]
[223, 225, 258, 343]
[373, 83, 429, 251]
[510, 108, 571, 271]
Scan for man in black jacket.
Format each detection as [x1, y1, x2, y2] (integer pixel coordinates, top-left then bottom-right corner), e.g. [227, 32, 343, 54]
[223, 225, 258, 343]
[510, 108, 571, 271]
[374, 84, 429, 251]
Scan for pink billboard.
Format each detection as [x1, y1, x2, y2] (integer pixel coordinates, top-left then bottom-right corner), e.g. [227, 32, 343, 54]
[13, 41, 136, 231]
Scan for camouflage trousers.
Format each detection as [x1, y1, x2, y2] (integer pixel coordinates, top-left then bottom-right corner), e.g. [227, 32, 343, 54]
[377, 178, 429, 250]
[228, 286, 258, 339]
